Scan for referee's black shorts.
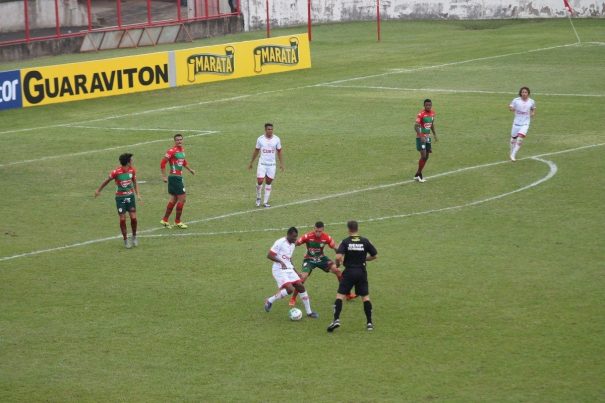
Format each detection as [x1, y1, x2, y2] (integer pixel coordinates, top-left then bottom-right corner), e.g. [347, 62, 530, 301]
[337, 268, 369, 296]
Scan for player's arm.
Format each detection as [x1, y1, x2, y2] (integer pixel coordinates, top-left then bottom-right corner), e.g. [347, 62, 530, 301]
[508, 101, 515, 112]
[431, 120, 438, 142]
[335, 253, 344, 268]
[365, 241, 378, 262]
[248, 148, 260, 170]
[267, 250, 290, 269]
[160, 157, 169, 183]
[530, 105, 536, 117]
[277, 148, 284, 172]
[414, 115, 425, 141]
[132, 176, 142, 203]
[94, 176, 112, 197]
[183, 160, 195, 175]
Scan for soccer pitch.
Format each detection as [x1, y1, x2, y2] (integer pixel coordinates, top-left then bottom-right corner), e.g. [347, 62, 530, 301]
[1, 19, 604, 401]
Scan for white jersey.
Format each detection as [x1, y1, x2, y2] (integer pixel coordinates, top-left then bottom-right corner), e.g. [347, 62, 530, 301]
[255, 134, 282, 166]
[510, 97, 536, 126]
[269, 236, 295, 270]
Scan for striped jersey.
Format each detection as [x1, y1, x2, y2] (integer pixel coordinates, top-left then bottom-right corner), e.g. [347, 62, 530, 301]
[416, 109, 436, 137]
[109, 166, 136, 196]
[163, 146, 188, 176]
[296, 231, 336, 259]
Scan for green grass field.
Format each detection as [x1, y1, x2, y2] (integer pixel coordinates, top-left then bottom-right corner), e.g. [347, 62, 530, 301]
[1, 19, 604, 401]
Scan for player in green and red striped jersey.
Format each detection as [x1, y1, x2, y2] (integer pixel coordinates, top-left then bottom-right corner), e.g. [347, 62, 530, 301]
[160, 134, 196, 229]
[413, 99, 438, 183]
[95, 153, 142, 249]
[289, 221, 356, 307]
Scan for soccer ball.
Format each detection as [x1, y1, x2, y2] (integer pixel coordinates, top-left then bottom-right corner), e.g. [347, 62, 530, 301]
[288, 307, 303, 321]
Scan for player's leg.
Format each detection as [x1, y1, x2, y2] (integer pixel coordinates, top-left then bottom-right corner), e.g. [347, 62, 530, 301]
[511, 132, 526, 161]
[328, 261, 356, 300]
[263, 167, 275, 207]
[128, 208, 138, 247]
[357, 273, 373, 330]
[293, 281, 318, 318]
[289, 268, 310, 306]
[328, 272, 355, 332]
[265, 270, 296, 311]
[118, 212, 130, 248]
[255, 164, 267, 207]
[161, 190, 177, 227]
[414, 139, 428, 182]
[174, 193, 187, 228]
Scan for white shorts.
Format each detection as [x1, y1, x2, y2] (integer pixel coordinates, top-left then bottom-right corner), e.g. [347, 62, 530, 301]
[257, 163, 276, 179]
[511, 124, 529, 138]
[272, 266, 301, 289]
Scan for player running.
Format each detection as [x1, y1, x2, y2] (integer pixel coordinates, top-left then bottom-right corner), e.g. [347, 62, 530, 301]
[95, 153, 142, 249]
[263, 227, 319, 319]
[413, 99, 438, 182]
[248, 123, 284, 208]
[289, 221, 356, 307]
[160, 134, 195, 229]
[509, 87, 536, 162]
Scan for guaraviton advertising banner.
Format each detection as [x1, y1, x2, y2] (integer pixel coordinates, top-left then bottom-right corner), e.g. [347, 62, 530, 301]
[0, 34, 311, 110]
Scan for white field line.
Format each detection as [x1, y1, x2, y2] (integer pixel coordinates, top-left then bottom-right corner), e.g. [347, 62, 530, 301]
[0, 130, 219, 168]
[137, 156, 558, 239]
[321, 43, 579, 86]
[67, 126, 208, 132]
[2, 143, 602, 263]
[320, 84, 605, 98]
[0, 42, 579, 137]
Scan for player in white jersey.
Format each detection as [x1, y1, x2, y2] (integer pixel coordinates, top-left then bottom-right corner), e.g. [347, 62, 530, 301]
[508, 87, 536, 162]
[263, 227, 319, 318]
[247, 123, 284, 207]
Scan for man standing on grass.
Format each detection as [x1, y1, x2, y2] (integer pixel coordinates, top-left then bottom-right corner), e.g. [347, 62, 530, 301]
[248, 123, 284, 208]
[289, 221, 356, 307]
[509, 86, 536, 162]
[413, 99, 438, 182]
[160, 134, 195, 229]
[327, 221, 377, 333]
[95, 153, 142, 249]
[264, 227, 319, 319]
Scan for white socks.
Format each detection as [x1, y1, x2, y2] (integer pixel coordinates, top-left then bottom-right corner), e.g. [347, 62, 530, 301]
[263, 184, 272, 204]
[299, 291, 312, 314]
[268, 288, 288, 304]
[256, 184, 262, 199]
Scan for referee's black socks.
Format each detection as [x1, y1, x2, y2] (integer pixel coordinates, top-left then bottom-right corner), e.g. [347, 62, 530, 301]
[333, 299, 343, 320]
[364, 300, 373, 324]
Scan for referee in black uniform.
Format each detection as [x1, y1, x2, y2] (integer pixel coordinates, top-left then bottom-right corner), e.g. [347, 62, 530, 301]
[327, 220, 378, 332]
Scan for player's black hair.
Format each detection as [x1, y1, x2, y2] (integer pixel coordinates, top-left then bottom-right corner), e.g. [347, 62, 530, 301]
[265, 123, 274, 129]
[347, 220, 359, 232]
[287, 226, 298, 235]
[174, 133, 183, 140]
[315, 221, 324, 228]
[119, 153, 133, 166]
[519, 86, 531, 96]
[424, 99, 432, 105]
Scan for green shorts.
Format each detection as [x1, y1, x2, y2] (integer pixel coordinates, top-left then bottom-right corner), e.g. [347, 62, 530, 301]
[416, 137, 432, 152]
[115, 195, 136, 214]
[168, 175, 186, 196]
[301, 256, 333, 274]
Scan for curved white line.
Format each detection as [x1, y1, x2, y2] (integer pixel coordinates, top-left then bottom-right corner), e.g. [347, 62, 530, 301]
[136, 157, 558, 239]
[0, 154, 562, 262]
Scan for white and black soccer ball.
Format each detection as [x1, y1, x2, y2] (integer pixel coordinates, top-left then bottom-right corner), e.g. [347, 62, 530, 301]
[288, 307, 303, 321]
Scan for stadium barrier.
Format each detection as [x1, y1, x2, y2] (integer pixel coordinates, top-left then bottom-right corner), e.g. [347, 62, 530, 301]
[0, 33, 311, 110]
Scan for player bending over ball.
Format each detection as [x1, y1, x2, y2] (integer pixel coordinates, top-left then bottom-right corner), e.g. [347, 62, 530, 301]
[508, 87, 536, 162]
[264, 227, 319, 319]
[289, 221, 356, 307]
[95, 153, 142, 249]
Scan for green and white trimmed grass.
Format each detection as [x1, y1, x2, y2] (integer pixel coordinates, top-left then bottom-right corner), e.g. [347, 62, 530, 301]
[1, 19, 604, 401]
